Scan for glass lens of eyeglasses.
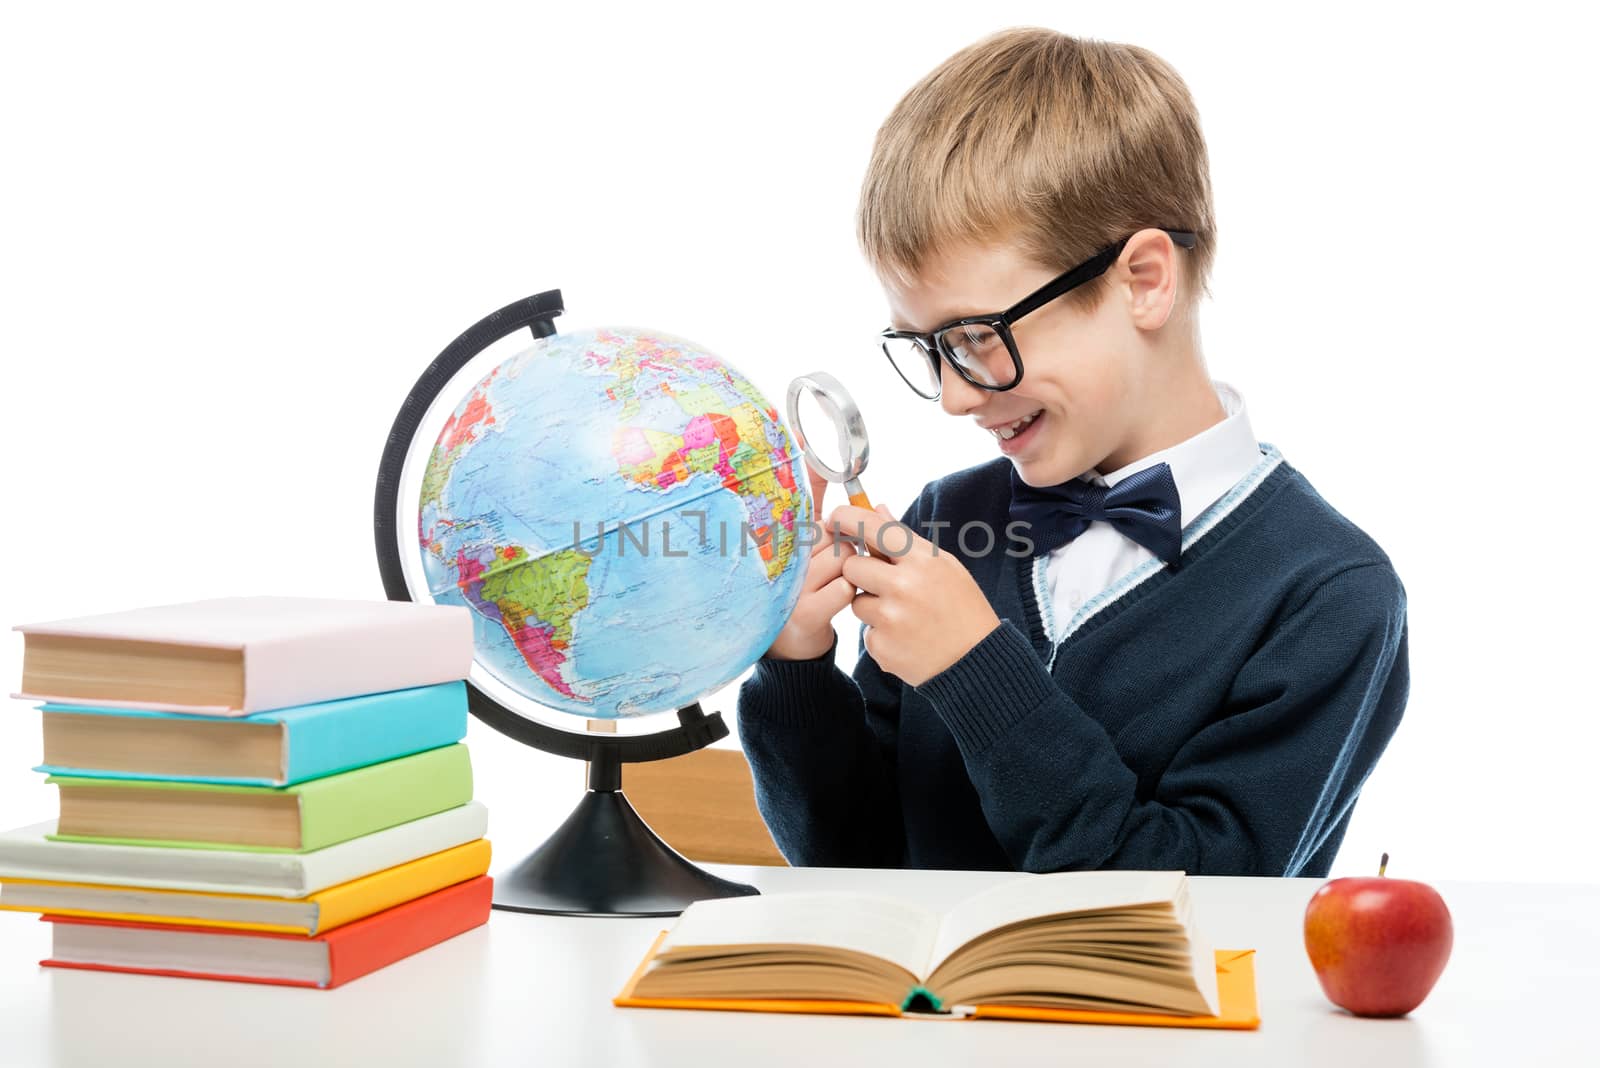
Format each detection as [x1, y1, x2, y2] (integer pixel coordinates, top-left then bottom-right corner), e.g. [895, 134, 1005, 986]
[881, 335, 941, 398]
[938, 322, 1016, 388]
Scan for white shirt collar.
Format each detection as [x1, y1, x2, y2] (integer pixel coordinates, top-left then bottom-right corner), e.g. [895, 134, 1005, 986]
[1084, 382, 1262, 528]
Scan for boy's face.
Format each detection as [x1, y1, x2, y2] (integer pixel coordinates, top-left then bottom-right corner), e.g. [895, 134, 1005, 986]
[883, 237, 1178, 487]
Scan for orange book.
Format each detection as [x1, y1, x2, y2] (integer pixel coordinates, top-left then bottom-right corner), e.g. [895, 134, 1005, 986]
[40, 875, 491, 989]
[612, 871, 1260, 1030]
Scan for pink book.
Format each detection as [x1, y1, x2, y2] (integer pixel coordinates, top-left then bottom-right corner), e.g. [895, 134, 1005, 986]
[14, 596, 474, 717]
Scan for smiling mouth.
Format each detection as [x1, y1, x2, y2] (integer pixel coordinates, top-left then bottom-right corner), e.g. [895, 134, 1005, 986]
[990, 410, 1042, 441]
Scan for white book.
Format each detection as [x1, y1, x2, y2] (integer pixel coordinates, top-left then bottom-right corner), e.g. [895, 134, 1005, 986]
[0, 802, 488, 897]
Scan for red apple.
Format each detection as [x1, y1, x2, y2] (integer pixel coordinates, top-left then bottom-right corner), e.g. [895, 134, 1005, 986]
[1303, 855, 1453, 1017]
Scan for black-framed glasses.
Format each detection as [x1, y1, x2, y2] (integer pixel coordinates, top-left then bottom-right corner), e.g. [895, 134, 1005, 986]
[879, 228, 1198, 400]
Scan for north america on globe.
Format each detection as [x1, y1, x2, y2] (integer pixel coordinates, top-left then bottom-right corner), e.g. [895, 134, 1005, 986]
[417, 328, 810, 719]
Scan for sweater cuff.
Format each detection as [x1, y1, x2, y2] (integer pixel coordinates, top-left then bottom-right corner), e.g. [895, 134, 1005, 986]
[914, 620, 1058, 753]
[745, 631, 859, 729]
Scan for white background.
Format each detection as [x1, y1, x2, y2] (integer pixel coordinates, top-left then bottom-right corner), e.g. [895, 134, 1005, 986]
[2, 2, 1595, 884]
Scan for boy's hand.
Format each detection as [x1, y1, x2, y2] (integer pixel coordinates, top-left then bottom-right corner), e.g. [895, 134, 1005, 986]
[827, 502, 1002, 687]
[763, 463, 853, 661]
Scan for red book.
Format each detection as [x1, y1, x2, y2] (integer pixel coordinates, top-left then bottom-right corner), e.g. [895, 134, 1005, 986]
[40, 875, 491, 989]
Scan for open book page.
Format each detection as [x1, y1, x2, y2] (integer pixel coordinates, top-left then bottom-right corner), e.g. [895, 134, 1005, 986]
[928, 870, 1188, 972]
[659, 892, 942, 980]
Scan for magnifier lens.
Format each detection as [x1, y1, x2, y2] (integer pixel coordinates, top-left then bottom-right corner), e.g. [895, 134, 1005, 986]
[793, 389, 848, 475]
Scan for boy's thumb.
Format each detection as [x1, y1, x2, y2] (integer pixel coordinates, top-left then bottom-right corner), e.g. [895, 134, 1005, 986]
[875, 503, 893, 518]
[804, 463, 829, 520]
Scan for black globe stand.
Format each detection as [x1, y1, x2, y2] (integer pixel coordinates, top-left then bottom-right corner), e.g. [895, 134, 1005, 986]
[491, 706, 758, 917]
[374, 290, 760, 917]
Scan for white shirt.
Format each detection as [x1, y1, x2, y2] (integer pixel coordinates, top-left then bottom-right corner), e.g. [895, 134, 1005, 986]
[1044, 382, 1262, 634]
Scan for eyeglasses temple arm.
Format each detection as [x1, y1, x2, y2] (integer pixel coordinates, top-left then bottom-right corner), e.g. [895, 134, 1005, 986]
[1003, 244, 1121, 321]
[1002, 230, 1197, 321]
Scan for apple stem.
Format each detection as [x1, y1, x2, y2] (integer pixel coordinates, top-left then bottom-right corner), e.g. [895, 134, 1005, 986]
[1379, 852, 1389, 877]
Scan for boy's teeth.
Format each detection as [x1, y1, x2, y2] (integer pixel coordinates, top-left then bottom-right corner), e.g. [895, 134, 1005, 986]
[994, 411, 1041, 440]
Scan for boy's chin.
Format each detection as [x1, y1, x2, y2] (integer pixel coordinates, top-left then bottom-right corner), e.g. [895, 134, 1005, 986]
[1008, 444, 1091, 488]
[1001, 414, 1100, 486]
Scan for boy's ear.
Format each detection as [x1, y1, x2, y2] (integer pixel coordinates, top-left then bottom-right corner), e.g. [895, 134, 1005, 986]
[1121, 229, 1183, 331]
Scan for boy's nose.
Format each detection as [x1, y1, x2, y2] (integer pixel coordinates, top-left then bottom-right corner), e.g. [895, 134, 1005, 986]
[938, 366, 986, 417]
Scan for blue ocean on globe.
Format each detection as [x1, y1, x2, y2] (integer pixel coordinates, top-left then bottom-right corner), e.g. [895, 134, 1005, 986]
[417, 327, 811, 719]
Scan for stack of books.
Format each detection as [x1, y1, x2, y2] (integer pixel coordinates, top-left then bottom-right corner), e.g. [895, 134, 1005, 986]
[0, 596, 493, 990]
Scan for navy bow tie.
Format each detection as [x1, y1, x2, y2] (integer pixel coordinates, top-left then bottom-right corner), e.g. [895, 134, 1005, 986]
[1008, 462, 1183, 564]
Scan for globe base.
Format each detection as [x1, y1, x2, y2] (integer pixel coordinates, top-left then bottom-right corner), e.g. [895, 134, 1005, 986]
[491, 788, 760, 917]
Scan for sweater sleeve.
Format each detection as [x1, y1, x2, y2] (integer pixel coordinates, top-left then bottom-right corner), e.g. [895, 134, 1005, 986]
[734, 497, 926, 868]
[915, 563, 1409, 876]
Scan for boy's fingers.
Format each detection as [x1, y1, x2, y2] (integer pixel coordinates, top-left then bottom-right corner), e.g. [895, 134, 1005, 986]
[803, 540, 849, 593]
[813, 575, 856, 618]
[828, 504, 918, 561]
[805, 463, 830, 521]
[808, 524, 838, 558]
[849, 591, 886, 627]
[840, 552, 898, 595]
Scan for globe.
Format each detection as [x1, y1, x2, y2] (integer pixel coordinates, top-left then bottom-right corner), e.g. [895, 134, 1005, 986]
[416, 326, 811, 720]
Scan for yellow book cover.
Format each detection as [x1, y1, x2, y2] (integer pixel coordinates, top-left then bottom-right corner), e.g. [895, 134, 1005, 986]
[0, 839, 491, 935]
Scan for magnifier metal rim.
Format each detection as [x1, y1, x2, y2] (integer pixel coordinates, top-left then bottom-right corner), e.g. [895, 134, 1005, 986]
[786, 371, 870, 482]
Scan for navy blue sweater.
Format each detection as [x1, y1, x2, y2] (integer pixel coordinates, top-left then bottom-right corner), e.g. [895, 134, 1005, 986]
[736, 447, 1408, 877]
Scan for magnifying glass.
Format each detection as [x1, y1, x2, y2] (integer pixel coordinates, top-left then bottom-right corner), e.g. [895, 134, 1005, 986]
[786, 371, 873, 511]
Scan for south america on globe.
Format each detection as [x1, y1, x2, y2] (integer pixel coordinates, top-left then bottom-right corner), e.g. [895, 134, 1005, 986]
[418, 327, 811, 719]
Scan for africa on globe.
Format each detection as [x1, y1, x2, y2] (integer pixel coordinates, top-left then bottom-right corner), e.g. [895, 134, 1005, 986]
[417, 327, 810, 719]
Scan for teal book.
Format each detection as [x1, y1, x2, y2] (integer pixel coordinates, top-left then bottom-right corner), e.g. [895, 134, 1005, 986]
[45, 744, 474, 853]
[34, 681, 468, 787]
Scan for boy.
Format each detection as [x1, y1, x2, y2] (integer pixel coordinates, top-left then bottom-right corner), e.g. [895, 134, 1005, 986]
[736, 28, 1408, 877]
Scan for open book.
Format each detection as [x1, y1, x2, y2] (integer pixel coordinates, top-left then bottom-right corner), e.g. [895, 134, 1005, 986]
[618, 870, 1258, 1028]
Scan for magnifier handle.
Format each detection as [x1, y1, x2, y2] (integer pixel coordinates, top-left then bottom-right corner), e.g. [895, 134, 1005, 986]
[844, 478, 872, 511]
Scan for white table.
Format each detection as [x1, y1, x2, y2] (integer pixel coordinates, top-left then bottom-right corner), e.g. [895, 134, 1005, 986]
[0, 865, 1594, 1067]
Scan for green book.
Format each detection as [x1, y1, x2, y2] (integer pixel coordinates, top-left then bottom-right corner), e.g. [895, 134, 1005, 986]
[46, 744, 472, 853]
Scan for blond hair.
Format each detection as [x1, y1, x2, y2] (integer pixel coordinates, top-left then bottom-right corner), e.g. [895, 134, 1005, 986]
[857, 28, 1216, 315]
